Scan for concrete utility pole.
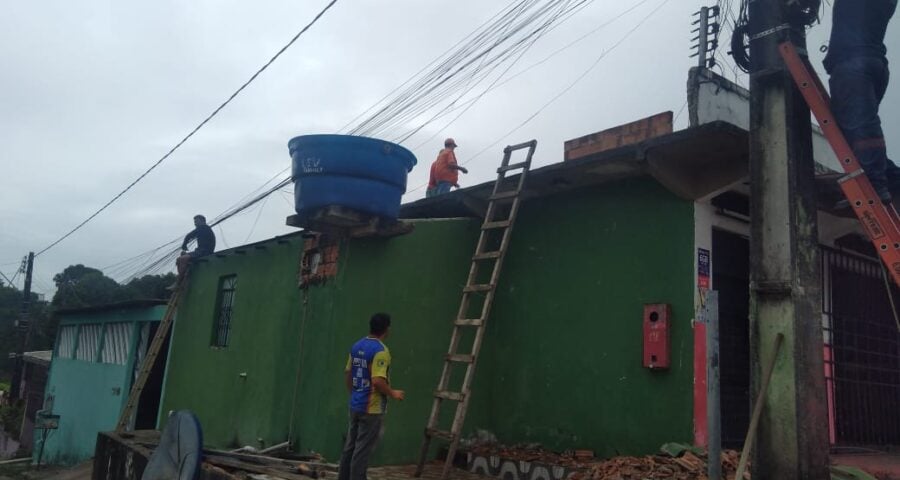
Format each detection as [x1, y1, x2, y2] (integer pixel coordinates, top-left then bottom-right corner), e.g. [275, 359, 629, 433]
[10, 252, 34, 399]
[747, 1, 829, 478]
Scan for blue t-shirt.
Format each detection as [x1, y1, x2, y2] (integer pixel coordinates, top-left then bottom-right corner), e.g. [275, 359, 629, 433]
[345, 337, 392, 414]
[824, 0, 897, 72]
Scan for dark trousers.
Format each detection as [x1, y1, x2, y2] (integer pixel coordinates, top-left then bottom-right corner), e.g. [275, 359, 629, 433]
[829, 56, 899, 194]
[338, 411, 384, 480]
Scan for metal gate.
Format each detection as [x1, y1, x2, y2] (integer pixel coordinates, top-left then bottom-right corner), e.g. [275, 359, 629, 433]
[821, 247, 900, 446]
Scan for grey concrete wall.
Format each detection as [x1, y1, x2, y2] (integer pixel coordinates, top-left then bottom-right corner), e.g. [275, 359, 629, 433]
[688, 67, 841, 172]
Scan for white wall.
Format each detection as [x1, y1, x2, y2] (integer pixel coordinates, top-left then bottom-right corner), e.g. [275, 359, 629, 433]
[689, 67, 841, 172]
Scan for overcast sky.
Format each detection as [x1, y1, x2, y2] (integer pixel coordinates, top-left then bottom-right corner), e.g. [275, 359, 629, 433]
[2, 1, 898, 295]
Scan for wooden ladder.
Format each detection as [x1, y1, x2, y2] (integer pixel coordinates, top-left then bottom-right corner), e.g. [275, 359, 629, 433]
[116, 272, 188, 431]
[414, 140, 536, 480]
[780, 41, 900, 288]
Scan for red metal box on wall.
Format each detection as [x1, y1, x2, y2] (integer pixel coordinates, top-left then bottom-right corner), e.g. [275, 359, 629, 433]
[643, 303, 671, 369]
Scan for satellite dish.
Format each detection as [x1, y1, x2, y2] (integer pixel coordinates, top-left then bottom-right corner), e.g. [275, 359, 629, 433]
[142, 410, 203, 480]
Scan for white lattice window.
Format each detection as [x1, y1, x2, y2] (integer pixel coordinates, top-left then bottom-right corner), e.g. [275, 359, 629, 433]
[75, 324, 102, 362]
[101, 323, 133, 365]
[56, 325, 78, 359]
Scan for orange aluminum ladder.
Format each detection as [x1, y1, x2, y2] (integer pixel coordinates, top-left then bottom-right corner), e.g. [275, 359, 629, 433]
[779, 41, 900, 288]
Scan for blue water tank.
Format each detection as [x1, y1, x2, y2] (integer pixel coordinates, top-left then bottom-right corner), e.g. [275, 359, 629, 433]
[288, 135, 417, 221]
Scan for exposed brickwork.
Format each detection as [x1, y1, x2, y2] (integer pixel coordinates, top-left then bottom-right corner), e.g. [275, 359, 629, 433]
[564, 112, 673, 161]
[299, 234, 340, 288]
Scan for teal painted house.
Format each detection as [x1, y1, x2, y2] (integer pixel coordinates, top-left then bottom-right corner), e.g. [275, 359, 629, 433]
[36, 300, 167, 466]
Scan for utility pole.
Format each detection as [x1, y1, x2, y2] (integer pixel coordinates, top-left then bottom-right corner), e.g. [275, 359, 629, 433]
[10, 252, 34, 399]
[747, 0, 828, 478]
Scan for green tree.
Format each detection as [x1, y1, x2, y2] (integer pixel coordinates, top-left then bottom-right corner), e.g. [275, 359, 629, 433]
[0, 283, 23, 381]
[0, 266, 173, 381]
[51, 265, 125, 309]
[122, 273, 176, 300]
[0, 283, 51, 382]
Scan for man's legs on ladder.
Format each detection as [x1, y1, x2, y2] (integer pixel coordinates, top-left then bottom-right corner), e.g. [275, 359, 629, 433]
[173, 252, 196, 289]
[831, 56, 895, 206]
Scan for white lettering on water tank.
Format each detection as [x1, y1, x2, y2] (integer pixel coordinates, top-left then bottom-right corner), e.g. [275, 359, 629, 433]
[301, 157, 324, 173]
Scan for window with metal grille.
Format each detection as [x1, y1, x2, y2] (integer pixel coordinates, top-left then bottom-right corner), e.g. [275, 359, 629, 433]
[56, 325, 78, 359]
[821, 247, 900, 445]
[75, 324, 102, 362]
[101, 323, 133, 365]
[212, 275, 237, 347]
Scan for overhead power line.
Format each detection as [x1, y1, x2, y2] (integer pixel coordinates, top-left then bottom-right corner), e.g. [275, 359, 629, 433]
[406, 0, 654, 150]
[346, 0, 595, 141]
[107, 0, 603, 282]
[34, 0, 340, 258]
[0, 270, 14, 287]
[405, 0, 673, 194]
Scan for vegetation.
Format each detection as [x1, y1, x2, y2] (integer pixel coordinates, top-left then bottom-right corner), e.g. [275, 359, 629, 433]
[0, 401, 23, 438]
[0, 267, 175, 382]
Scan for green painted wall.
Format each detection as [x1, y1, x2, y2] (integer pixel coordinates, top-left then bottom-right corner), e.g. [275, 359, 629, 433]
[159, 177, 694, 465]
[159, 222, 481, 464]
[289, 219, 483, 465]
[158, 236, 306, 449]
[40, 305, 165, 465]
[481, 178, 695, 457]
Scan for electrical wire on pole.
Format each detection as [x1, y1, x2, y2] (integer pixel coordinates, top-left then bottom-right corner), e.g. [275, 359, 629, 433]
[0, 270, 14, 287]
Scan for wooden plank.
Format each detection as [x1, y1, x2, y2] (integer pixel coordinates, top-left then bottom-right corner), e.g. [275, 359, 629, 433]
[202, 463, 243, 480]
[203, 449, 337, 472]
[204, 455, 317, 480]
[433, 390, 465, 401]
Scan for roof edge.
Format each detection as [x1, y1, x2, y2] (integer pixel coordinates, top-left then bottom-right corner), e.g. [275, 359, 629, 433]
[54, 298, 169, 316]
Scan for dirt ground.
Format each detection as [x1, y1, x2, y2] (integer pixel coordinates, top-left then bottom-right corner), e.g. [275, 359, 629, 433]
[0, 461, 91, 480]
[7, 457, 899, 480]
[0, 462, 487, 480]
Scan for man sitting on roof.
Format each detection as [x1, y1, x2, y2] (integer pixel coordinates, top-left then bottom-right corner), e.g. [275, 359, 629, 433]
[426, 138, 468, 197]
[176, 215, 216, 278]
[826, 0, 898, 206]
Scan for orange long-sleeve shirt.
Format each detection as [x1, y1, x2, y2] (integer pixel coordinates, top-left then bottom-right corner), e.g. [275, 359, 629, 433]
[428, 149, 459, 187]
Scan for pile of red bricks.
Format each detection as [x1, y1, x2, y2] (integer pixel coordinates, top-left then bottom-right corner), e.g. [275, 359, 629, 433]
[469, 444, 747, 480]
[570, 450, 745, 480]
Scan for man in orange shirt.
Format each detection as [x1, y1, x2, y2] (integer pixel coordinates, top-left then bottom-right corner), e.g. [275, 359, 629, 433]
[426, 138, 468, 197]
